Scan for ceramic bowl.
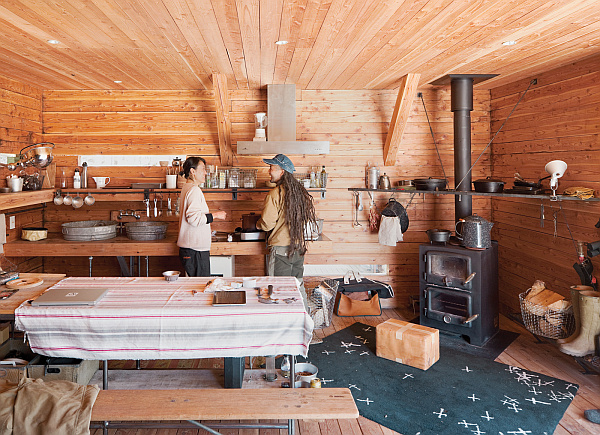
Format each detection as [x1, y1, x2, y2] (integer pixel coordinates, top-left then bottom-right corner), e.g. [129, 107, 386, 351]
[295, 362, 318, 382]
[163, 270, 180, 282]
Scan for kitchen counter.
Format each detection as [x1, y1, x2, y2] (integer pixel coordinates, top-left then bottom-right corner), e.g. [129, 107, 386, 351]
[3, 234, 333, 257]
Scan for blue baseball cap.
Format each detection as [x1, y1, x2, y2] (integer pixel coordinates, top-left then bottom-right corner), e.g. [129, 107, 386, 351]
[262, 154, 295, 173]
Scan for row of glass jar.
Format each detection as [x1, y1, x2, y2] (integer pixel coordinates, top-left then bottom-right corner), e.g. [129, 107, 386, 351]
[204, 168, 257, 189]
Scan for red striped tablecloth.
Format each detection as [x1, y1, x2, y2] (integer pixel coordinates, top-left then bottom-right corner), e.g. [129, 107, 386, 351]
[14, 276, 313, 360]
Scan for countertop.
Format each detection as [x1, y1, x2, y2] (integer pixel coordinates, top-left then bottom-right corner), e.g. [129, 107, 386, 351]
[3, 234, 333, 257]
[0, 273, 65, 318]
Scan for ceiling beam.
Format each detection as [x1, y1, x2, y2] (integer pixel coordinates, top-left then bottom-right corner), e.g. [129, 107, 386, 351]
[383, 73, 421, 166]
[212, 74, 233, 166]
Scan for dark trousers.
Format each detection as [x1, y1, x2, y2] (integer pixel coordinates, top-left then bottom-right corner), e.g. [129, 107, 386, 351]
[179, 248, 211, 277]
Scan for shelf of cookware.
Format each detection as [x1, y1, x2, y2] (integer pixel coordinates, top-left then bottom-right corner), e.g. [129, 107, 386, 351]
[53, 187, 327, 200]
[347, 188, 600, 202]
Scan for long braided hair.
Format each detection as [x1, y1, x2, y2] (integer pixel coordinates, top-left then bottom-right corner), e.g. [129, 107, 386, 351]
[277, 171, 317, 256]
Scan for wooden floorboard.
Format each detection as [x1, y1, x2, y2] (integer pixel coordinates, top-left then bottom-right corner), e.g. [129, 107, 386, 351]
[91, 308, 599, 434]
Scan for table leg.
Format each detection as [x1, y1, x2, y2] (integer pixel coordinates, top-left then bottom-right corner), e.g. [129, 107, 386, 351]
[102, 360, 108, 390]
[223, 357, 244, 388]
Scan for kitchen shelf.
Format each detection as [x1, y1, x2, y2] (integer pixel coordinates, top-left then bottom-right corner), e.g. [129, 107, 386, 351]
[0, 189, 54, 210]
[55, 187, 327, 200]
[348, 188, 600, 202]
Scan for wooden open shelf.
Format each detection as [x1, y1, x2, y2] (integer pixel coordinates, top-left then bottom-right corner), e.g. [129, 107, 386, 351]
[0, 190, 54, 210]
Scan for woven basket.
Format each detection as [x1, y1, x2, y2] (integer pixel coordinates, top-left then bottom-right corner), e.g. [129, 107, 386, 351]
[519, 289, 575, 339]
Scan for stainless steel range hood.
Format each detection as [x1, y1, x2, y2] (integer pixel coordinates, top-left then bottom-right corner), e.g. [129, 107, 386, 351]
[237, 84, 330, 155]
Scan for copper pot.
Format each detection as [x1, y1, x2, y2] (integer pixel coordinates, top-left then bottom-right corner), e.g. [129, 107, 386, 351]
[241, 213, 261, 231]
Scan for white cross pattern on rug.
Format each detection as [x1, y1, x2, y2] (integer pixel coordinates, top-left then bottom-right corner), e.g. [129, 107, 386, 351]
[349, 384, 361, 390]
[481, 411, 494, 421]
[340, 341, 362, 348]
[462, 366, 473, 372]
[356, 398, 373, 405]
[321, 350, 335, 355]
[402, 373, 414, 379]
[525, 397, 551, 405]
[468, 394, 480, 402]
[433, 408, 447, 418]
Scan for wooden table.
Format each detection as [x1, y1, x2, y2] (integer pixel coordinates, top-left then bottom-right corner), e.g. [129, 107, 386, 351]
[0, 273, 65, 320]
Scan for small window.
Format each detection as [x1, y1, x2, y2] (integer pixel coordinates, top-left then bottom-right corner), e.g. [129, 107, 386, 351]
[304, 264, 388, 276]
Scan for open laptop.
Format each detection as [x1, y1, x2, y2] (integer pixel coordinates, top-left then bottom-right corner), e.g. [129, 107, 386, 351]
[31, 288, 109, 307]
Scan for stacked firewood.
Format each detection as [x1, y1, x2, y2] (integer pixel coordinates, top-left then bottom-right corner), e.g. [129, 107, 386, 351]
[524, 280, 572, 334]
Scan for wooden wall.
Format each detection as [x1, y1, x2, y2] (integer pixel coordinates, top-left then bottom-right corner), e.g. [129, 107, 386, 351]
[0, 75, 44, 272]
[490, 54, 600, 315]
[36, 86, 493, 307]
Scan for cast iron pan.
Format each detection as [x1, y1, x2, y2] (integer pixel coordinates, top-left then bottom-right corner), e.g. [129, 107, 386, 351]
[381, 198, 409, 233]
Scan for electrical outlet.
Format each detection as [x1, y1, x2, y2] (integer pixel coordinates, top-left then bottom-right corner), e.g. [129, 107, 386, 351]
[8, 216, 15, 229]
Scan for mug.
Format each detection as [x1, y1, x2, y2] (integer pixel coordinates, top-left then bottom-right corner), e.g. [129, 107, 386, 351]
[7, 177, 23, 192]
[93, 176, 110, 188]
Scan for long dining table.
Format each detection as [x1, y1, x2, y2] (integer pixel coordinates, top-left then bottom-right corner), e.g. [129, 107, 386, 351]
[14, 276, 314, 388]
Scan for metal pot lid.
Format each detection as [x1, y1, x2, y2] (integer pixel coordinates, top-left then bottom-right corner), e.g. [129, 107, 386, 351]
[474, 177, 504, 184]
[461, 213, 490, 224]
[414, 177, 446, 182]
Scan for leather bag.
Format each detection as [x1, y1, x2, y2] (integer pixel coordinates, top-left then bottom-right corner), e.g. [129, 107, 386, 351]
[334, 271, 394, 299]
[335, 292, 381, 317]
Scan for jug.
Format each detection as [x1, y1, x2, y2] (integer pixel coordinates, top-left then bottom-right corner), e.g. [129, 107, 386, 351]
[92, 176, 110, 188]
[455, 214, 494, 249]
[367, 166, 380, 189]
[378, 173, 391, 190]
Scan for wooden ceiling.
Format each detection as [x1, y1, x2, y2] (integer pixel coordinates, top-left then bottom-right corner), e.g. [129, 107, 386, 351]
[1, 0, 600, 91]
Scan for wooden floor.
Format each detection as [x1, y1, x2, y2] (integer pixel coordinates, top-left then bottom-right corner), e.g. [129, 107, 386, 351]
[91, 307, 600, 434]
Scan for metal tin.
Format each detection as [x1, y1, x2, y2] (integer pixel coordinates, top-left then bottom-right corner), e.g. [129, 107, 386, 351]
[310, 378, 322, 388]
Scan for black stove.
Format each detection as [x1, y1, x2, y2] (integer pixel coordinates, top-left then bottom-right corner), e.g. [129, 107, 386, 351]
[419, 241, 499, 346]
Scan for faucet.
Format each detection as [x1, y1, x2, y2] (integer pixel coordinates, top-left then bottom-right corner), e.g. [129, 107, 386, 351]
[118, 209, 141, 220]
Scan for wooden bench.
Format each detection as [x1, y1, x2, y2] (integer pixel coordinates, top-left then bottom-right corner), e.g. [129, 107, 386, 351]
[91, 387, 359, 434]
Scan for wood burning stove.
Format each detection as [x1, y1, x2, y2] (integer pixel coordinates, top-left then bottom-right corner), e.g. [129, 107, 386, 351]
[419, 242, 499, 346]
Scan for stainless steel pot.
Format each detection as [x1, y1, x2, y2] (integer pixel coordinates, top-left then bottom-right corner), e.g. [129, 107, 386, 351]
[455, 214, 493, 249]
[19, 143, 54, 168]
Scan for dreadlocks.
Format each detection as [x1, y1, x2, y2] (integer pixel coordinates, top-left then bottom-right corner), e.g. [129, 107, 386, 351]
[277, 171, 317, 256]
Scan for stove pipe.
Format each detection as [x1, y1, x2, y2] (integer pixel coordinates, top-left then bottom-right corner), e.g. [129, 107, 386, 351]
[431, 74, 498, 222]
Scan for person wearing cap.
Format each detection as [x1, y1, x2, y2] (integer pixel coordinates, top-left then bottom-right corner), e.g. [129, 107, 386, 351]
[257, 154, 318, 306]
[177, 156, 227, 276]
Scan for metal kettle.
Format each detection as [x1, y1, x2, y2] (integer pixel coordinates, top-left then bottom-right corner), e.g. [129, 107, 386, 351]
[455, 214, 494, 249]
[378, 173, 391, 190]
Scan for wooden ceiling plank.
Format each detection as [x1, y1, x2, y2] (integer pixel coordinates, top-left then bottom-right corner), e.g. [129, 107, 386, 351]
[212, 74, 234, 166]
[236, 0, 261, 89]
[259, 0, 284, 86]
[211, 0, 250, 89]
[273, 0, 310, 84]
[383, 73, 421, 166]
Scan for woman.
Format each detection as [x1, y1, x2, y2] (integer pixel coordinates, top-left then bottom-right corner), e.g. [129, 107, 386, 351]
[177, 156, 226, 276]
[257, 154, 317, 304]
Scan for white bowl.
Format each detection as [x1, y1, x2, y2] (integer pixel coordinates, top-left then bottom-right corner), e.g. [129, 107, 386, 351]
[163, 270, 180, 282]
[295, 362, 318, 382]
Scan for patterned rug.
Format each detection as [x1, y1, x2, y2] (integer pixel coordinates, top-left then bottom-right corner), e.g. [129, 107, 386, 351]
[300, 322, 578, 435]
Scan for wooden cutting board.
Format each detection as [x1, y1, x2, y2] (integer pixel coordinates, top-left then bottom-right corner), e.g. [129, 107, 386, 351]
[5, 277, 44, 289]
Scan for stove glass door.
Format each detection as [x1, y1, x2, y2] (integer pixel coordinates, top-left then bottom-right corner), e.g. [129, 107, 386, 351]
[425, 251, 472, 288]
[425, 286, 473, 327]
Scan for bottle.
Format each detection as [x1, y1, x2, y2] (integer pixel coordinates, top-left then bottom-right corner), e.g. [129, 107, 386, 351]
[320, 166, 327, 189]
[81, 162, 88, 188]
[73, 168, 81, 189]
[281, 356, 290, 378]
[61, 169, 67, 188]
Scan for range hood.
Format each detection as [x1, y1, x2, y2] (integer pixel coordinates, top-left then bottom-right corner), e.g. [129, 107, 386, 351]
[237, 84, 330, 155]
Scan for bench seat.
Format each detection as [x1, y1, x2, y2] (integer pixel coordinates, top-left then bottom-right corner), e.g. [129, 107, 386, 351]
[91, 387, 359, 422]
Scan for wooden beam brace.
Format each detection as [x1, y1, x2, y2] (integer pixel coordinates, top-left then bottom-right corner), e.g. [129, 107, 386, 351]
[212, 74, 233, 166]
[383, 73, 421, 166]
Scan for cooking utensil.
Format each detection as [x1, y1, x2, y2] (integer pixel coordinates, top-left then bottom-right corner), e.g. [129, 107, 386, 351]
[154, 197, 158, 217]
[352, 192, 362, 227]
[62, 194, 73, 206]
[413, 177, 447, 191]
[84, 193, 95, 205]
[473, 176, 505, 193]
[378, 174, 391, 190]
[366, 166, 380, 189]
[381, 198, 409, 233]
[72, 195, 84, 208]
[166, 196, 172, 216]
[396, 180, 415, 187]
[426, 229, 451, 243]
[357, 193, 363, 211]
[455, 214, 493, 249]
[19, 143, 54, 168]
[53, 192, 64, 205]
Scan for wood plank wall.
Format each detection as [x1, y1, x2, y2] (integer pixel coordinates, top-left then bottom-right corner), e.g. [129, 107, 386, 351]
[0, 75, 44, 273]
[490, 54, 600, 315]
[37, 87, 492, 307]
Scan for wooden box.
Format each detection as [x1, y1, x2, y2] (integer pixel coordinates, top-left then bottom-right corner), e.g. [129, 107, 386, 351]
[376, 319, 439, 370]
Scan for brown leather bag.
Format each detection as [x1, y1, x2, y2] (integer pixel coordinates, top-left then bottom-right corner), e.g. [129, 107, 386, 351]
[335, 292, 381, 317]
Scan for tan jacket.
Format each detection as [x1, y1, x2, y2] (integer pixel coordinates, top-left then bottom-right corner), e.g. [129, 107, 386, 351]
[257, 186, 290, 247]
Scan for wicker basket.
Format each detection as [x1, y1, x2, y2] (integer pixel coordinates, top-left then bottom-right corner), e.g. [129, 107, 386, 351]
[519, 289, 575, 339]
[306, 279, 339, 329]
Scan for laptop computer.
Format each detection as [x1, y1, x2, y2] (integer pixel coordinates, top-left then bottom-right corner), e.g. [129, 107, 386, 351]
[31, 288, 109, 307]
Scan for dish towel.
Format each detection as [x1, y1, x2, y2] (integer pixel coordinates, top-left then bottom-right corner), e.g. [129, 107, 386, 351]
[378, 215, 403, 246]
[0, 214, 6, 254]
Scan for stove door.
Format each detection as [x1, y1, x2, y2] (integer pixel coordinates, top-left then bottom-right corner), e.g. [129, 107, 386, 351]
[424, 286, 474, 327]
[423, 250, 473, 289]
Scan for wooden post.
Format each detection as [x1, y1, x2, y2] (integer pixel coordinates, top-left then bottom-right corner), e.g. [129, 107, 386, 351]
[212, 74, 233, 166]
[383, 73, 421, 166]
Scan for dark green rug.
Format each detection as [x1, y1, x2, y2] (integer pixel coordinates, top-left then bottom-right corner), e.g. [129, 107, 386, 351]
[300, 323, 578, 435]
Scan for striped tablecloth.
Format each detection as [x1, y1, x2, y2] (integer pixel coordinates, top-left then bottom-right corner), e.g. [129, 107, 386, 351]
[14, 276, 313, 360]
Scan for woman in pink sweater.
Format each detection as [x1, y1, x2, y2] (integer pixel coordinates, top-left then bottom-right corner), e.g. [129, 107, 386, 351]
[177, 156, 227, 276]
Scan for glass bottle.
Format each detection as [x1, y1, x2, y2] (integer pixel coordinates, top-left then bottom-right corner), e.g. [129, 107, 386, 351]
[320, 166, 327, 189]
[73, 169, 81, 189]
[61, 169, 67, 188]
[281, 356, 290, 378]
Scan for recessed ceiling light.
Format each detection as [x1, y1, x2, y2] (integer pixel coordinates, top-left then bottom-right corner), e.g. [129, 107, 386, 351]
[275, 40, 288, 45]
[113, 80, 122, 84]
[502, 40, 517, 46]
[47, 39, 61, 45]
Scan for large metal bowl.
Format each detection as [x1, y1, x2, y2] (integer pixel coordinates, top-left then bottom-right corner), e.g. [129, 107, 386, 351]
[19, 143, 55, 168]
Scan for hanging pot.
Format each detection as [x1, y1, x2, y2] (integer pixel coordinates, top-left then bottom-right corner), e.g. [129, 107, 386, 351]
[455, 214, 493, 249]
[381, 198, 409, 233]
[413, 177, 447, 191]
[473, 177, 505, 193]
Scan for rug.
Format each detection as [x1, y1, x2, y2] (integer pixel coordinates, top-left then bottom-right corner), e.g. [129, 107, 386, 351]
[300, 322, 578, 435]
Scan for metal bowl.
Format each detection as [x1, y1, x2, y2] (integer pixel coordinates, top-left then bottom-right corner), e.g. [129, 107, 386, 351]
[426, 229, 451, 243]
[19, 143, 55, 169]
[163, 271, 180, 282]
